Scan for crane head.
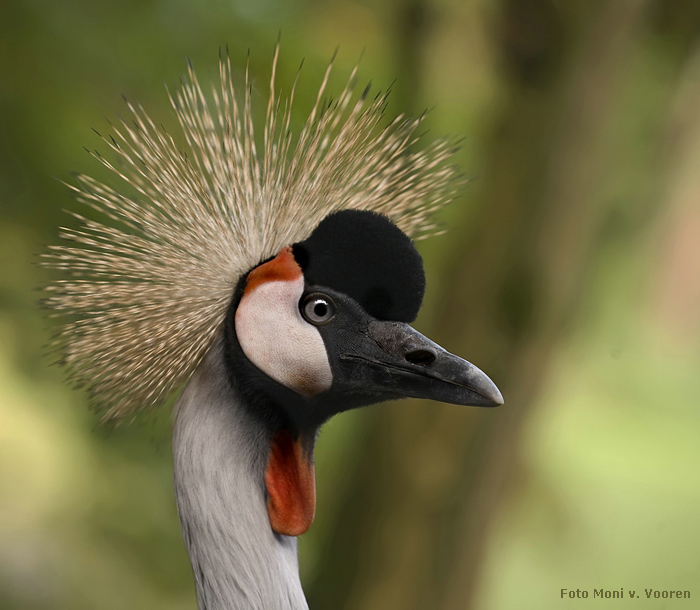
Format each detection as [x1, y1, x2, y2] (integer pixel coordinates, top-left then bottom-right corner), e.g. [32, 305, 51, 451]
[228, 209, 502, 536]
[42, 50, 503, 545]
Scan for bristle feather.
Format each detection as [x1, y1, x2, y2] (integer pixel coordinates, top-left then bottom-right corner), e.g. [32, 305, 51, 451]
[43, 47, 459, 420]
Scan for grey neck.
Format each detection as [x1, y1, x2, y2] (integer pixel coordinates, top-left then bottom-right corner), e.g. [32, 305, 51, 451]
[173, 339, 308, 610]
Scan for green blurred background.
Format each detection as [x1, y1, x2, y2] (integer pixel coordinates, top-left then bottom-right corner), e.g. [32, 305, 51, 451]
[2, 0, 699, 608]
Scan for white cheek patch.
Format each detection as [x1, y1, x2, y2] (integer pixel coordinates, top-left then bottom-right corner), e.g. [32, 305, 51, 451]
[235, 275, 333, 396]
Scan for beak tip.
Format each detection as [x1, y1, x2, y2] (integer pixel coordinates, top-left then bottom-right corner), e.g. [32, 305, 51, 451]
[492, 385, 504, 406]
[482, 387, 504, 407]
[474, 376, 504, 407]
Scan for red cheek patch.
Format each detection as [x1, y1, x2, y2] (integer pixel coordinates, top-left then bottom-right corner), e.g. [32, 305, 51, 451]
[245, 246, 302, 295]
[265, 430, 316, 537]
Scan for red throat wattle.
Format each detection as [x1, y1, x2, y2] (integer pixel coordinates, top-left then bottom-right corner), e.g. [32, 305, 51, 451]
[265, 430, 316, 536]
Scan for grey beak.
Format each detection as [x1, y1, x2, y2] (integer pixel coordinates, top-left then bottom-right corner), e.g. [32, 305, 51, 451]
[339, 320, 504, 408]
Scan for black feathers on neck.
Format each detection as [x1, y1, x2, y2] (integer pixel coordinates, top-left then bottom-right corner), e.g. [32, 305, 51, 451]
[292, 210, 425, 323]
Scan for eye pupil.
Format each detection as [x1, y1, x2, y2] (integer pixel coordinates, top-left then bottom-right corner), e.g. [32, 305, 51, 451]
[314, 302, 327, 317]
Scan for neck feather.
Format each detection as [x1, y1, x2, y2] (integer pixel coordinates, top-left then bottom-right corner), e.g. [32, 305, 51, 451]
[173, 339, 308, 610]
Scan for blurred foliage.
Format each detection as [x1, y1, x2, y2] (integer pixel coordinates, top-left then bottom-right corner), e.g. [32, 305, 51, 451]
[2, 0, 699, 609]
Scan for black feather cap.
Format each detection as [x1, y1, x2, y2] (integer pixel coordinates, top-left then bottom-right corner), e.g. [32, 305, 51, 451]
[292, 210, 426, 322]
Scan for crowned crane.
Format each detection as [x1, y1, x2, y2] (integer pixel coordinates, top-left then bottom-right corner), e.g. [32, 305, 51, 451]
[43, 48, 503, 610]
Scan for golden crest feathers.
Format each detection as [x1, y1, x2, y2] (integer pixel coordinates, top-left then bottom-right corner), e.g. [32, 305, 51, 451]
[42, 46, 459, 419]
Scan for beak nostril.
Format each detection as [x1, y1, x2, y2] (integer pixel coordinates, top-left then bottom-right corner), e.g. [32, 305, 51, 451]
[404, 348, 437, 366]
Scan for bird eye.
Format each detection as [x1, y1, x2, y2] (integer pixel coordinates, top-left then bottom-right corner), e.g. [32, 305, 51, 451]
[301, 293, 336, 325]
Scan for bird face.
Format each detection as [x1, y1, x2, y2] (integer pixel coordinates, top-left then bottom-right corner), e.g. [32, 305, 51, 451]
[227, 209, 503, 537]
[234, 209, 502, 414]
[236, 260, 502, 412]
